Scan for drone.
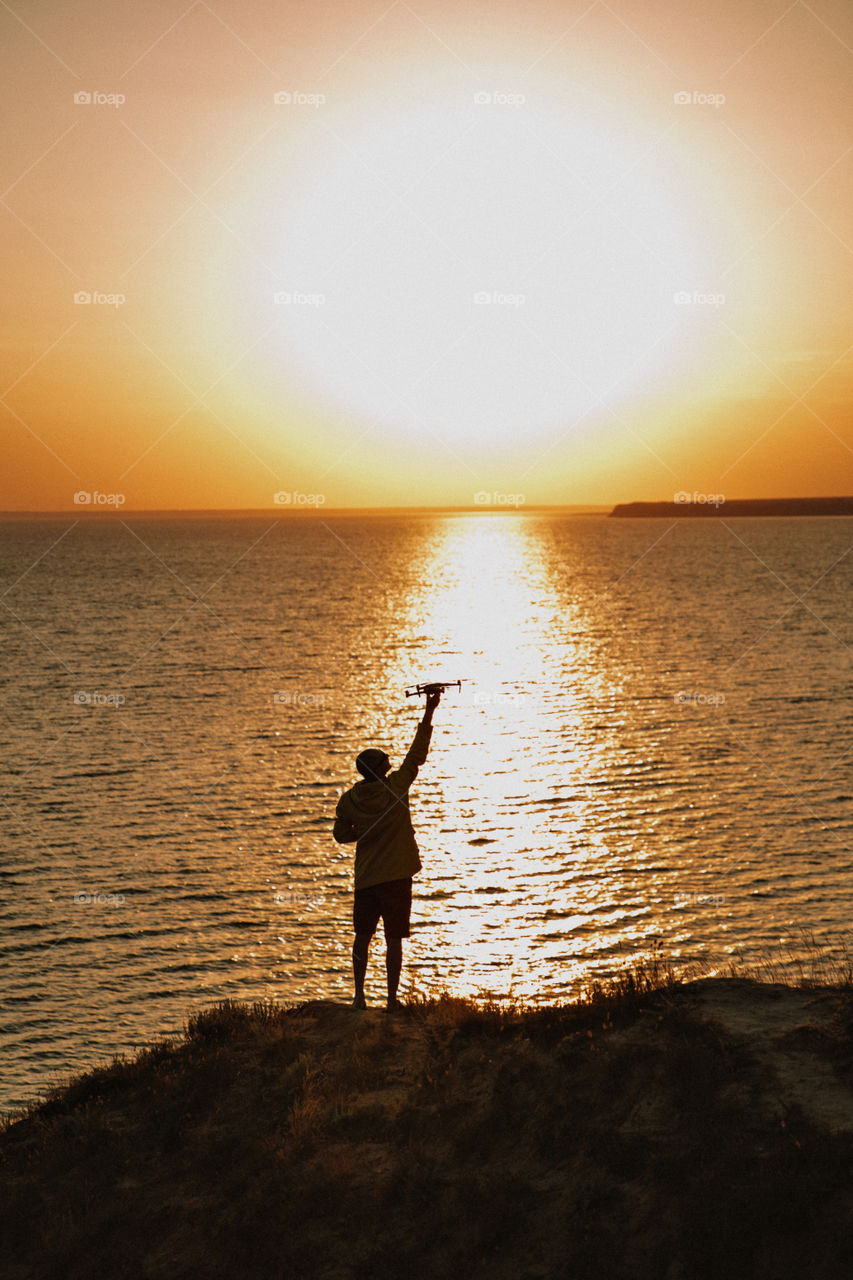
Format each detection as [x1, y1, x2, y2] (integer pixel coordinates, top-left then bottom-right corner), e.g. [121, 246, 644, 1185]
[405, 680, 463, 699]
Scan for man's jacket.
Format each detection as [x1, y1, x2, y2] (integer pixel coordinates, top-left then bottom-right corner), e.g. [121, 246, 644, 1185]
[333, 722, 432, 890]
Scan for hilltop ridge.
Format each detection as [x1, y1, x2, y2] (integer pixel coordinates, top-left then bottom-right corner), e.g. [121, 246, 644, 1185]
[4, 975, 853, 1279]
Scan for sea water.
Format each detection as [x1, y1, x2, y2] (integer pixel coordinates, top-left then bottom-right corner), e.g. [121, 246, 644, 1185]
[1, 513, 851, 1111]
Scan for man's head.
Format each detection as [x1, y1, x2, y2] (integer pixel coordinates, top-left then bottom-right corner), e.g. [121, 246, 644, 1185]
[355, 748, 391, 782]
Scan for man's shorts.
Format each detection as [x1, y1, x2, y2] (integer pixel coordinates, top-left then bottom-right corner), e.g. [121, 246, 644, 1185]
[353, 877, 413, 939]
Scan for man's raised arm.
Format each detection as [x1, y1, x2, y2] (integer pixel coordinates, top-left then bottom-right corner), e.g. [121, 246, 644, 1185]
[421, 687, 441, 727]
[393, 688, 441, 787]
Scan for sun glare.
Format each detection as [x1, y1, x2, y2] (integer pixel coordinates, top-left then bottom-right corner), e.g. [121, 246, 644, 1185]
[260, 89, 720, 453]
[379, 514, 627, 998]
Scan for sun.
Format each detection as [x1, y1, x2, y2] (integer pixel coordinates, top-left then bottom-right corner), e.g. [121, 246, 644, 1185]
[259, 89, 718, 454]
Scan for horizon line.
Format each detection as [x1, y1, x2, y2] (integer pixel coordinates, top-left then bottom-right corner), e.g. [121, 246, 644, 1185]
[2, 495, 851, 518]
[0, 503, 611, 517]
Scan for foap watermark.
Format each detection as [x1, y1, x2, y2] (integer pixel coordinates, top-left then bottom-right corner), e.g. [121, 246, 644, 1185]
[473, 490, 525, 508]
[673, 291, 725, 307]
[273, 90, 326, 107]
[74, 291, 126, 308]
[474, 91, 526, 106]
[273, 691, 325, 707]
[673, 90, 726, 108]
[674, 690, 726, 708]
[474, 290, 525, 307]
[273, 490, 325, 507]
[472, 689, 524, 707]
[73, 90, 126, 108]
[273, 291, 325, 307]
[674, 891, 725, 908]
[674, 490, 725, 507]
[74, 891, 126, 906]
[74, 690, 126, 707]
[273, 890, 334, 908]
[74, 489, 126, 506]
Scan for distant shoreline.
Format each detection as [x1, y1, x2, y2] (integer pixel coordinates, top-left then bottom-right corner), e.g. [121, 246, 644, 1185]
[2, 498, 852, 519]
[611, 496, 853, 518]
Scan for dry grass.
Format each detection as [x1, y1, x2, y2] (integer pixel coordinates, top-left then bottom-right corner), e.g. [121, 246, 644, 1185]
[725, 929, 853, 988]
[4, 960, 853, 1279]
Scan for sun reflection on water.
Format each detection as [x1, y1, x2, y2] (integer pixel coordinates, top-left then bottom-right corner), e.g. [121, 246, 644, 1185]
[384, 515, 624, 1001]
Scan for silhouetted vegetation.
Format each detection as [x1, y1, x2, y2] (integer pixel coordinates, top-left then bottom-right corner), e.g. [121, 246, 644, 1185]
[4, 969, 853, 1279]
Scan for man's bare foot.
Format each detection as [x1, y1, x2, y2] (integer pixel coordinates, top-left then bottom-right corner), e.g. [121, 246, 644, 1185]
[352, 994, 366, 1010]
[386, 999, 405, 1014]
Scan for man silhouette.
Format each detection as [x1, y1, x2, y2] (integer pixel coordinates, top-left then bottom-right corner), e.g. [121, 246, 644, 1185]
[333, 689, 441, 1010]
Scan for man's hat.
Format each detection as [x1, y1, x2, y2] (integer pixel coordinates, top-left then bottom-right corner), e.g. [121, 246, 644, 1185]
[356, 748, 391, 779]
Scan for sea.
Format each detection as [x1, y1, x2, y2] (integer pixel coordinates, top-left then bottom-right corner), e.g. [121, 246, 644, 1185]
[1, 512, 851, 1113]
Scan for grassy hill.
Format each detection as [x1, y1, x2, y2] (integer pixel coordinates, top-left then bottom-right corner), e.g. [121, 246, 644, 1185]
[4, 971, 853, 1279]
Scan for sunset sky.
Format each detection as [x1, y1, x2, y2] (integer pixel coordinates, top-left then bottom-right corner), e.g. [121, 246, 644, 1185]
[1, 0, 851, 510]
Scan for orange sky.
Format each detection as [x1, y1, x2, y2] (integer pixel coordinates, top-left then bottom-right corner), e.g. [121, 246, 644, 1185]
[1, 0, 851, 510]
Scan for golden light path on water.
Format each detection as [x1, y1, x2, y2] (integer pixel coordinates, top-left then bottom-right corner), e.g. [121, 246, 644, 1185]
[378, 515, 655, 1002]
[265, 508, 835, 1009]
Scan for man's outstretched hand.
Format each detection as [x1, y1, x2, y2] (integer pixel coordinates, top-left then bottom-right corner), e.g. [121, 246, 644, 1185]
[423, 688, 441, 722]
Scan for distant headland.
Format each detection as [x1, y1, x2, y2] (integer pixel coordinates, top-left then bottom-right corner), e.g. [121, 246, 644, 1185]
[610, 496, 853, 518]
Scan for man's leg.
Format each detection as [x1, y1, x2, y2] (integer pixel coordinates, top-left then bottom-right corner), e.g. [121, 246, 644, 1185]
[381, 879, 411, 1012]
[385, 936, 403, 1010]
[352, 932, 371, 1009]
